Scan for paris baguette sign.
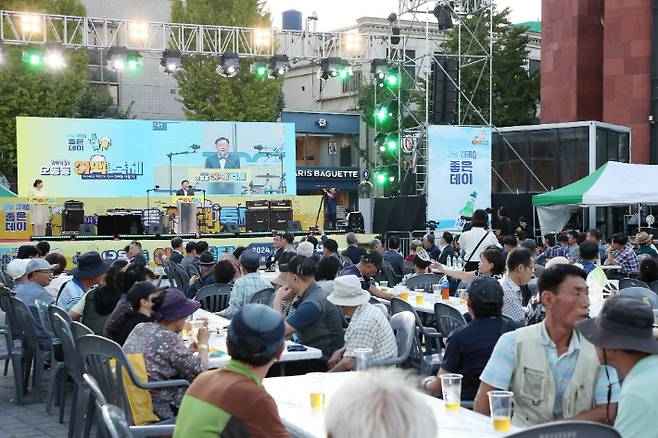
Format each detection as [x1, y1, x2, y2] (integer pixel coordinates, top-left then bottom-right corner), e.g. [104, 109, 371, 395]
[296, 168, 359, 180]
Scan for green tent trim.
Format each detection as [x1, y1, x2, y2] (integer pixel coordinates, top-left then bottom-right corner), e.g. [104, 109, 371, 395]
[532, 162, 608, 207]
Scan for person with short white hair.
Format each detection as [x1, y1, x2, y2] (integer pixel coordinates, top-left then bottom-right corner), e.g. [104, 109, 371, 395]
[296, 241, 315, 257]
[326, 369, 437, 438]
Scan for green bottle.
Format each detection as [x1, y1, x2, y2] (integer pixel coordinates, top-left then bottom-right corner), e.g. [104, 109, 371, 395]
[459, 191, 477, 218]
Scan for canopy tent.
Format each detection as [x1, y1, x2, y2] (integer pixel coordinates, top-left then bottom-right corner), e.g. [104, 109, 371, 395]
[532, 161, 658, 233]
[0, 185, 16, 197]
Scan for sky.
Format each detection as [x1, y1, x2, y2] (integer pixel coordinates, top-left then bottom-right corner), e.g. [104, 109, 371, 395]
[265, 0, 541, 31]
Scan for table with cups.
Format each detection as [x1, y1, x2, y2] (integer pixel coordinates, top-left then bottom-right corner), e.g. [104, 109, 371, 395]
[378, 283, 470, 316]
[190, 309, 322, 369]
[263, 372, 519, 437]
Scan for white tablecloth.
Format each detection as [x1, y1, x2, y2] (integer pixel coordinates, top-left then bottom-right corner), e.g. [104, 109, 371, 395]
[264, 373, 519, 438]
[379, 293, 469, 316]
[193, 309, 322, 368]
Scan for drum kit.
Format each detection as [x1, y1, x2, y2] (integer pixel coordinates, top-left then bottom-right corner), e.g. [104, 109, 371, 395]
[241, 173, 283, 195]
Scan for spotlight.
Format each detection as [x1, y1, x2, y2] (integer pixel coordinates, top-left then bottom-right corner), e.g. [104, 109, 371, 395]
[129, 21, 149, 41]
[343, 31, 363, 53]
[250, 59, 269, 77]
[376, 172, 386, 185]
[217, 52, 240, 77]
[371, 59, 388, 80]
[107, 48, 142, 72]
[21, 48, 43, 67]
[433, 1, 454, 30]
[160, 49, 182, 73]
[319, 57, 352, 80]
[20, 14, 41, 34]
[254, 28, 272, 48]
[269, 55, 290, 78]
[389, 175, 396, 183]
[44, 48, 66, 70]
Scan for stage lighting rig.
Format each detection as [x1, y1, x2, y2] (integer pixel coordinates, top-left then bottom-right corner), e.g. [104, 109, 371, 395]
[44, 47, 66, 70]
[370, 59, 399, 89]
[217, 52, 240, 77]
[20, 14, 41, 34]
[107, 47, 142, 72]
[250, 58, 269, 77]
[319, 57, 352, 80]
[269, 55, 290, 78]
[160, 49, 182, 74]
[22, 48, 43, 67]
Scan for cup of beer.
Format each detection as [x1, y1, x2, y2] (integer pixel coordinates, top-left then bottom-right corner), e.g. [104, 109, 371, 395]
[488, 391, 513, 431]
[415, 289, 424, 305]
[308, 373, 326, 410]
[440, 374, 463, 411]
[400, 290, 409, 301]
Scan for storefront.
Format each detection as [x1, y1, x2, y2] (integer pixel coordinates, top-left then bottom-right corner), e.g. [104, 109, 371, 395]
[281, 111, 361, 214]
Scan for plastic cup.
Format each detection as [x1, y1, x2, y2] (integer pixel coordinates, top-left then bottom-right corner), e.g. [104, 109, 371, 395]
[400, 290, 409, 301]
[432, 283, 441, 299]
[190, 320, 205, 343]
[440, 374, 462, 411]
[308, 373, 326, 410]
[310, 392, 325, 410]
[380, 281, 388, 288]
[458, 289, 468, 305]
[488, 391, 513, 431]
[354, 347, 373, 372]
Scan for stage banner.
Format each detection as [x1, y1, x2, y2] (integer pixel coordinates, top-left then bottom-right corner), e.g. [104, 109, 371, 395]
[17, 117, 296, 197]
[427, 126, 492, 230]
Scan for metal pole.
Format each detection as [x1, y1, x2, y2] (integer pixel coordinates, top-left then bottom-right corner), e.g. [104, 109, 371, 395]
[489, 3, 493, 125]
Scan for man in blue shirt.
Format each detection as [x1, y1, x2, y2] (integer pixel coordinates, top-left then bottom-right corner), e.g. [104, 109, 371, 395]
[577, 295, 658, 438]
[423, 233, 441, 261]
[15, 258, 58, 350]
[339, 251, 393, 300]
[578, 241, 599, 275]
[422, 276, 522, 400]
[323, 187, 337, 230]
[586, 229, 607, 264]
[56, 251, 107, 311]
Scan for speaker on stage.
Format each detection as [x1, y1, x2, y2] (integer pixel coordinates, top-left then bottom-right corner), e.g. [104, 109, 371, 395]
[246, 210, 270, 232]
[346, 212, 365, 233]
[287, 220, 302, 233]
[63, 205, 84, 232]
[270, 210, 293, 230]
[147, 223, 166, 235]
[221, 222, 240, 233]
[78, 224, 96, 236]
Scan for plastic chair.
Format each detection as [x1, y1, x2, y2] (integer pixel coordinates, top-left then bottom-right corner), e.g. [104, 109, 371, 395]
[76, 334, 187, 435]
[619, 286, 658, 310]
[391, 298, 442, 375]
[405, 273, 444, 293]
[11, 296, 51, 402]
[195, 283, 232, 312]
[83, 374, 176, 438]
[401, 260, 416, 275]
[618, 278, 649, 290]
[0, 289, 24, 404]
[370, 311, 415, 368]
[380, 260, 403, 287]
[507, 420, 621, 438]
[649, 280, 658, 295]
[433, 302, 467, 340]
[372, 303, 390, 319]
[72, 321, 94, 338]
[249, 287, 275, 305]
[51, 313, 88, 438]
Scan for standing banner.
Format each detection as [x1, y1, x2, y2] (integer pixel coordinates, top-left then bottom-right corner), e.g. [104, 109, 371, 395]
[427, 126, 492, 230]
[17, 117, 296, 197]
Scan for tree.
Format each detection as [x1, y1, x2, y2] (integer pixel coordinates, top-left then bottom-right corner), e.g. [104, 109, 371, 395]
[0, 0, 90, 184]
[170, 0, 284, 122]
[443, 7, 539, 127]
[77, 85, 135, 119]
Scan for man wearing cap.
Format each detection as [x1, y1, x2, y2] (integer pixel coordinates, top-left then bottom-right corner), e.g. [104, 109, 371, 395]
[272, 255, 345, 372]
[327, 275, 397, 372]
[220, 249, 272, 319]
[422, 277, 522, 400]
[188, 251, 217, 298]
[15, 258, 59, 350]
[339, 251, 393, 300]
[474, 264, 621, 427]
[56, 251, 107, 311]
[632, 231, 658, 259]
[174, 304, 289, 437]
[577, 295, 658, 437]
[6, 258, 30, 290]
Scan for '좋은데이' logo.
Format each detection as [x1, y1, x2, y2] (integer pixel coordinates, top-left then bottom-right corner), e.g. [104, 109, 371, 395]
[88, 133, 112, 152]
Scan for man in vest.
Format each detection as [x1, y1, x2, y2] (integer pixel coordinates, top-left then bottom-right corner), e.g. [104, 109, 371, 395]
[474, 264, 621, 427]
[577, 295, 658, 438]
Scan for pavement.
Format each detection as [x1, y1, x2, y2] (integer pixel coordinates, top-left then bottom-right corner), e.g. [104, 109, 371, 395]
[0, 336, 71, 437]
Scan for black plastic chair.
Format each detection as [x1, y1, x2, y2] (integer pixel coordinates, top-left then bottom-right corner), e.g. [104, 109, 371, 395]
[507, 420, 620, 438]
[195, 283, 232, 312]
[370, 311, 416, 368]
[433, 302, 467, 341]
[391, 298, 442, 375]
[380, 260, 403, 287]
[0, 288, 24, 404]
[249, 287, 275, 305]
[405, 273, 444, 294]
[11, 296, 51, 402]
[77, 335, 185, 437]
[649, 280, 658, 295]
[618, 278, 649, 290]
[82, 374, 176, 438]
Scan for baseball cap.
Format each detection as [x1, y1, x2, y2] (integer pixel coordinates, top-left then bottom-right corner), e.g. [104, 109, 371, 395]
[228, 304, 285, 358]
[25, 258, 59, 275]
[6, 259, 29, 280]
[360, 250, 383, 270]
[239, 249, 260, 269]
[467, 276, 504, 306]
[198, 251, 216, 266]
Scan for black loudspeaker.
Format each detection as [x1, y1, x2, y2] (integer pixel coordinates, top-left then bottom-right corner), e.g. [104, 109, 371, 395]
[63, 209, 84, 232]
[246, 210, 270, 232]
[271, 210, 293, 230]
[287, 220, 302, 232]
[373, 196, 426, 233]
[346, 212, 365, 233]
[78, 224, 96, 236]
[147, 223, 166, 235]
[221, 222, 240, 233]
[430, 54, 459, 125]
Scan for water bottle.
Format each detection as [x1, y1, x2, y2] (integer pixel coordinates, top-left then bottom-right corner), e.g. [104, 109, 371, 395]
[440, 275, 450, 300]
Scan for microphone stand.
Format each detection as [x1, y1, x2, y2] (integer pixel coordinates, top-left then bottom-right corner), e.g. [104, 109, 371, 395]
[167, 147, 197, 194]
[314, 186, 327, 231]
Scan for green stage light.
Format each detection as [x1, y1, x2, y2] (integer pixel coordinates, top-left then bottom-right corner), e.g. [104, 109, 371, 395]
[22, 49, 43, 67]
[127, 57, 140, 71]
[338, 67, 352, 79]
[376, 172, 386, 184]
[379, 145, 386, 152]
[387, 138, 397, 151]
[389, 175, 395, 182]
[376, 107, 389, 122]
[385, 73, 398, 87]
[256, 65, 267, 76]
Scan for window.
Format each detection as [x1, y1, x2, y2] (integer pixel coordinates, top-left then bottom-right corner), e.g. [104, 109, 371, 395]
[529, 59, 540, 74]
[342, 70, 363, 94]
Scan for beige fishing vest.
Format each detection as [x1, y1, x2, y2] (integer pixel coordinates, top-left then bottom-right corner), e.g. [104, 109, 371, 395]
[510, 322, 601, 427]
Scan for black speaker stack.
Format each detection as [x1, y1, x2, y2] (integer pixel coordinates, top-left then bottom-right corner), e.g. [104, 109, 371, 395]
[245, 200, 293, 232]
[63, 200, 84, 232]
